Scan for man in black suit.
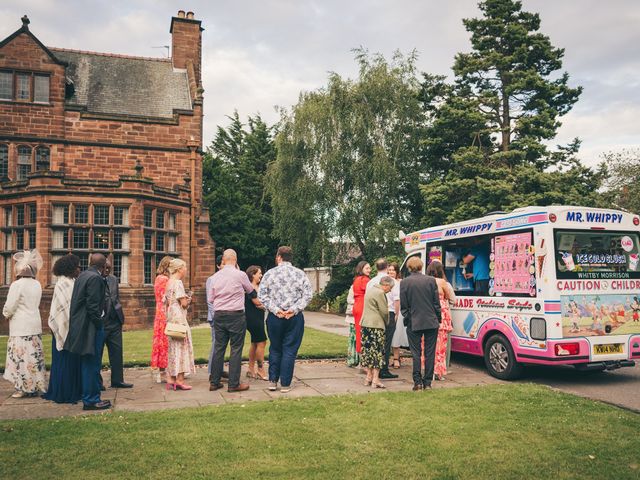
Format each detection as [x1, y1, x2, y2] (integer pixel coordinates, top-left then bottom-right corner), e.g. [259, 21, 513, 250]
[98, 259, 133, 389]
[64, 253, 111, 410]
[400, 255, 442, 391]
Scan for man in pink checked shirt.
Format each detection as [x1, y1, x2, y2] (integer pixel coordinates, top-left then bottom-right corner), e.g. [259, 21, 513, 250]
[207, 249, 259, 393]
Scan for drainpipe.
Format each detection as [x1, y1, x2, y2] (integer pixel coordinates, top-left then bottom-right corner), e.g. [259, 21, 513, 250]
[186, 137, 199, 289]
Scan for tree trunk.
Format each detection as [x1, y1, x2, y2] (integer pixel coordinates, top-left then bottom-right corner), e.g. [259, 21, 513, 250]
[500, 74, 510, 152]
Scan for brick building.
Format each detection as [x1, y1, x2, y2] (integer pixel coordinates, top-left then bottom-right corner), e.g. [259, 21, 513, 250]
[0, 11, 215, 333]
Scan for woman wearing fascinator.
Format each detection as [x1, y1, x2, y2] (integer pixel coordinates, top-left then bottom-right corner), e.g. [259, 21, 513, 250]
[2, 249, 47, 398]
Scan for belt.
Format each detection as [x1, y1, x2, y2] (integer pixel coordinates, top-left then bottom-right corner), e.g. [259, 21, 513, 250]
[216, 310, 244, 314]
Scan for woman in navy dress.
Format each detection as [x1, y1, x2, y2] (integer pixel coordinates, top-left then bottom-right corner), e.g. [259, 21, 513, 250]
[43, 254, 83, 404]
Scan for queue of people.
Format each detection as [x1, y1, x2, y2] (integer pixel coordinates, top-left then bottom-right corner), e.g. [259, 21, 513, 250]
[2, 245, 313, 407]
[2, 246, 455, 406]
[348, 256, 454, 390]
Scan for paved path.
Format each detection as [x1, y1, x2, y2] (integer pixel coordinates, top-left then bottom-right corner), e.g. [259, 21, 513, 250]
[0, 359, 503, 420]
[303, 311, 349, 336]
[1, 312, 637, 419]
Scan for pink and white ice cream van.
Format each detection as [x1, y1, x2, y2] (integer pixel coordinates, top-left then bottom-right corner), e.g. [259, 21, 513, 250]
[400, 206, 640, 379]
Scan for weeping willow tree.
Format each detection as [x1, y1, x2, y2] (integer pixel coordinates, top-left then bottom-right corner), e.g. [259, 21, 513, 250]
[266, 49, 426, 265]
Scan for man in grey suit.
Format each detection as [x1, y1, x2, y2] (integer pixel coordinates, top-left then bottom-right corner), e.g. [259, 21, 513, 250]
[64, 253, 111, 410]
[400, 255, 442, 391]
[98, 259, 133, 389]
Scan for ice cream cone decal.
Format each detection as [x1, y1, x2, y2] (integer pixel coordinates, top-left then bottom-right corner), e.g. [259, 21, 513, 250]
[536, 238, 547, 277]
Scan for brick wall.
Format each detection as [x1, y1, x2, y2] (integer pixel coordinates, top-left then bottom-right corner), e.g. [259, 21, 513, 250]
[0, 14, 216, 334]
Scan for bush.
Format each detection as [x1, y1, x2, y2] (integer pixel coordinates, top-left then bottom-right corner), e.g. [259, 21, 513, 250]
[307, 292, 328, 312]
[323, 258, 360, 300]
[328, 289, 349, 314]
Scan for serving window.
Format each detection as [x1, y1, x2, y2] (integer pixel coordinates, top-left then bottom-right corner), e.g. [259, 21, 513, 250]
[428, 229, 535, 297]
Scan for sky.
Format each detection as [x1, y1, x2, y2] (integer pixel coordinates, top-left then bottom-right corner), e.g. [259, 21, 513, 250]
[1, 0, 638, 166]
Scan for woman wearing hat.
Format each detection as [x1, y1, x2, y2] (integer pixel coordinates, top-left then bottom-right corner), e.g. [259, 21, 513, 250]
[2, 249, 47, 398]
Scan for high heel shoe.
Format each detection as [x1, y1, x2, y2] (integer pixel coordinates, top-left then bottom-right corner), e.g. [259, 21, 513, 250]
[364, 378, 372, 386]
[372, 382, 386, 389]
[165, 383, 175, 391]
[246, 371, 257, 379]
[255, 371, 268, 381]
[174, 383, 192, 391]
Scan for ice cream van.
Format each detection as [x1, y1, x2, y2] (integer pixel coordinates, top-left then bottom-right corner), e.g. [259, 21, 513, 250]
[400, 206, 640, 379]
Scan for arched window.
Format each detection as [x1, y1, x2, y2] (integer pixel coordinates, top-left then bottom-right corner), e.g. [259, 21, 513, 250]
[17, 145, 32, 180]
[0, 144, 8, 180]
[35, 146, 50, 171]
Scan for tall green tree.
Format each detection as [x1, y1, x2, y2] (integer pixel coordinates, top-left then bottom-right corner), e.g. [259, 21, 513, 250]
[266, 50, 426, 265]
[454, 0, 582, 160]
[601, 149, 640, 214]
[203, 112, 278, 269]
[419, 0, 603, 226]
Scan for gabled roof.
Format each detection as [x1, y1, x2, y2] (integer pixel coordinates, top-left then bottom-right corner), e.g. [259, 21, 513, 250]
[0, 15, 66, 66]
[52, 49, 192, 120]
[1, 16, 193, 121]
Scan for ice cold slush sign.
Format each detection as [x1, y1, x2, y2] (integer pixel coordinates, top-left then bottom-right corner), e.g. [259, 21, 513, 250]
[566, 211, 623, 223]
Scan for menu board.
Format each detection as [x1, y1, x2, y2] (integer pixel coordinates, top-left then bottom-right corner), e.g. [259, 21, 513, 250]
[491, 232, 535, 296]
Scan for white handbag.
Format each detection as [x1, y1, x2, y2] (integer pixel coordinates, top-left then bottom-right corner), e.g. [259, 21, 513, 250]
[164, 322, 188, 339]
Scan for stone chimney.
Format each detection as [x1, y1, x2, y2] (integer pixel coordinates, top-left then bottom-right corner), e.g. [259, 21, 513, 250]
[170, 10, 203, 86]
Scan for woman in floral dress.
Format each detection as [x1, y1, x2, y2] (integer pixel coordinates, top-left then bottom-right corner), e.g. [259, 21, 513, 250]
[351, 261, 371, 354]
[164, 258, 195, 390]
[426, 260, 455, 380]
[150, 256, 172, 383]
[2, 250, 46, 398]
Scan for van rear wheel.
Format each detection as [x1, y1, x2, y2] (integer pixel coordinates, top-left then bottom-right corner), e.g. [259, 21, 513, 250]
[484, 334, 523, 380]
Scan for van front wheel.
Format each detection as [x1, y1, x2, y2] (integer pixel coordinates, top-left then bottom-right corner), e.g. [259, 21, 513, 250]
[484, 334, 523, 380]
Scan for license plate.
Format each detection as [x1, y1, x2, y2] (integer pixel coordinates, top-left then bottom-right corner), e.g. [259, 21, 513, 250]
[593, 344, 623, 355]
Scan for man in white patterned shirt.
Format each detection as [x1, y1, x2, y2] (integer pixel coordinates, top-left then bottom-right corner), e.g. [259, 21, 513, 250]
[258, 246, 312, 393]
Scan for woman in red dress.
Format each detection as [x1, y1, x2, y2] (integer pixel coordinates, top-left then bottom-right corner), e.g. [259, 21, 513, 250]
[351, 261, 372, 354]
[150, 256, 173, 383]
[426, 260, 455, 380]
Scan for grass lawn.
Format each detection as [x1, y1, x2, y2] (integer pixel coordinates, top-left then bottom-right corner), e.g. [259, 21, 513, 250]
[0, 326, 346, 371]
[1, 384, 638, 479]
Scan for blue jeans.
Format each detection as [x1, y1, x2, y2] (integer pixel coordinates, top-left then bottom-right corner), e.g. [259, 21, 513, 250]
[81, 327, 104, 406]
[266, 312, 305, 387]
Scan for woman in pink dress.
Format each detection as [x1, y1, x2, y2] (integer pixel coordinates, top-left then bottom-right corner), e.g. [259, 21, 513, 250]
[150, 256, 173, 383]
[426, 260, 455, 380]
[351, 261, 371, 354]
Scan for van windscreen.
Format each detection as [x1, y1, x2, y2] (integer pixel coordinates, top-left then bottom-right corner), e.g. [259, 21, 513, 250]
[554, 230, 640, 279]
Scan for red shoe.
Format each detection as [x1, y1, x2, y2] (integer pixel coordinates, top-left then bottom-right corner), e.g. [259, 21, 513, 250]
[175, 383, 192, 391]
[165, 383, 176, 391]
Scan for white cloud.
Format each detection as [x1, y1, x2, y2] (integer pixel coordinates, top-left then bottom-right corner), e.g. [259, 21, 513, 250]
[1, 0, 638, 161]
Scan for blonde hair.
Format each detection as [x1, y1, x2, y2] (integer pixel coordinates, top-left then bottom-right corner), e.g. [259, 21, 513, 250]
[168, 258, 187, 275]
[157, 256, 173, 276]
[407, 256, 423, 273]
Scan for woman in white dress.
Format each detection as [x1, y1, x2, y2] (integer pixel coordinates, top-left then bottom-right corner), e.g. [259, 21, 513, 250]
[2, 250, 46, 398]
[164, 258, 195, 390]
[389, 263, 408, 368]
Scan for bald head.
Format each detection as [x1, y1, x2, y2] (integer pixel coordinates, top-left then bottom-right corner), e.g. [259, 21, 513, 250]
[222, 249, 237, 265]
[90, 253, 107, 273]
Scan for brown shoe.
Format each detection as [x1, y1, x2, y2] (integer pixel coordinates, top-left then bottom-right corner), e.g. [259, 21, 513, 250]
[209, 383, 224, 391]
[412, 383, 423, 391]
[227, 383, 250, 393]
